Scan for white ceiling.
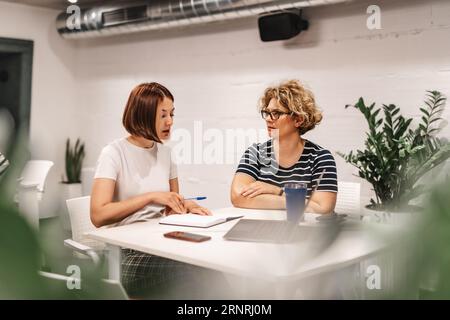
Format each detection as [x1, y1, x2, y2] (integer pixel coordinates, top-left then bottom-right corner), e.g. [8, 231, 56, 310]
[0, 0, 121, 10]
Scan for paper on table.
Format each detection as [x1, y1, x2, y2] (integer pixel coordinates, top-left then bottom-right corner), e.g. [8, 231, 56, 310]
[159, 214, 242, 228]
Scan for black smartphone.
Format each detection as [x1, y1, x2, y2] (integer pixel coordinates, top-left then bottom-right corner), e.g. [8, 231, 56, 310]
[164, 231, 211, 242]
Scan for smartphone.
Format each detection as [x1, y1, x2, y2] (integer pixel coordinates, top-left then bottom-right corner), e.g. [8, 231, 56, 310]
[164, 231, 211, 242]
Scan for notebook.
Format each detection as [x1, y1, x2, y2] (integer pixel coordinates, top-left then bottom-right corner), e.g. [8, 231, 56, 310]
[159, 214, 243, 228]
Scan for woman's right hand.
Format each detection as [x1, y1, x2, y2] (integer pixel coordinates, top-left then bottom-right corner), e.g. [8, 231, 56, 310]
[151, 192, 186, 214]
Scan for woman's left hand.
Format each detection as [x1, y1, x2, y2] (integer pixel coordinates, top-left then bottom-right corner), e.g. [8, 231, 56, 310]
[240, 181, 281, 198]
[185, 200, 212, 216]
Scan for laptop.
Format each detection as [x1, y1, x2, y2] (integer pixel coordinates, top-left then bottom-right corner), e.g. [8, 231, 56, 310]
[224, 171, 339, 244]
[223, 219, 314, 243]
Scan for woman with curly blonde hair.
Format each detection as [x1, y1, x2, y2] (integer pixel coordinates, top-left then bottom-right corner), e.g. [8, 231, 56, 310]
[231, 80, 338, 213]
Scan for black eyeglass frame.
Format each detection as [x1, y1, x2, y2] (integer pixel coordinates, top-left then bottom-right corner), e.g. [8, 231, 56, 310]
[260, 109, 294, 120]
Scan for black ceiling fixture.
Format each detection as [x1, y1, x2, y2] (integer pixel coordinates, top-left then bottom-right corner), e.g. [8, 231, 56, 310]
[258, 10, 309, 42]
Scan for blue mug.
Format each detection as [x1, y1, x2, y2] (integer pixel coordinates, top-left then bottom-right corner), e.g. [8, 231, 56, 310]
[284, 182, 307, 224]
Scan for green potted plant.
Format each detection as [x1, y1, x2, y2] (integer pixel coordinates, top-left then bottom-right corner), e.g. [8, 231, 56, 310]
[60, 138, 85, 230]
[339, 91, 450, 223]
[62, 138, 85, 185]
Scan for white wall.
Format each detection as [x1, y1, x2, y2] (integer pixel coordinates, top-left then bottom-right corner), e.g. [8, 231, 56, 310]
[2, 0, 450, 214]
[71, 0, 450, 210]
[0, 2, 78, 217]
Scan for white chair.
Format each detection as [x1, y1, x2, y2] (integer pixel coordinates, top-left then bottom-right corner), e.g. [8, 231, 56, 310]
[17, 160, 54, 229]
[64, 196, 122, 296]
[39, 243, 128, 299]
[66, 196, 105, 252]
[335, 181, 361, 217]
[18, 160, 54, 196]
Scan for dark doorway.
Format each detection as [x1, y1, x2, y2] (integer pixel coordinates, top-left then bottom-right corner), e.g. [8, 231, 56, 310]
[0, 37, 33, 149]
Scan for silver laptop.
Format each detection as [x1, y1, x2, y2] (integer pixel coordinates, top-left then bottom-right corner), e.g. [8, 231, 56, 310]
[223, 219, 313, 243]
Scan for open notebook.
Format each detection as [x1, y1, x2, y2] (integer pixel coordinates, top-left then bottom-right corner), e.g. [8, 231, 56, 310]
[159, 214, 243, 228]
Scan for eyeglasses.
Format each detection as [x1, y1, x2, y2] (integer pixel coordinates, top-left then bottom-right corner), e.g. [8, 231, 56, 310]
[260, 109, 293, 120]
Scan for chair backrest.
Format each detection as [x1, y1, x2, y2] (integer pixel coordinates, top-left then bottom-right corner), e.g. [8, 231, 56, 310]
[39, 272, 128, 300]
[17, 160, 53, 229]
[66, 196, 104, 251]
[19, 160, 54, 192]
[335, 181, 361, 216]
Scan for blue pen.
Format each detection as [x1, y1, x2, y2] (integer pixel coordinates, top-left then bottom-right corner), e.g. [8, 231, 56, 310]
[185, 197, 207, 200]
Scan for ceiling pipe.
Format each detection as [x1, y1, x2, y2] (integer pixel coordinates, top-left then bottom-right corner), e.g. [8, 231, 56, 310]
[56, 0, 353, 39]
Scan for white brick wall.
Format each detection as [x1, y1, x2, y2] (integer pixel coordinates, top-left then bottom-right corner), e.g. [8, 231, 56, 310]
[73, 0, 450, 210]
[1, 0, 450, 214]
[0, 1, 78, 217]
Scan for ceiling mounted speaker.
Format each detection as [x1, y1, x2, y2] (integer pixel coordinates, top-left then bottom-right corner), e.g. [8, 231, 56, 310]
[258, 10, 309, 42]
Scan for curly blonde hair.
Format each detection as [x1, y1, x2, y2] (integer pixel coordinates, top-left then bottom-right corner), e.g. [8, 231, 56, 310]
[260, 80, 323, 135]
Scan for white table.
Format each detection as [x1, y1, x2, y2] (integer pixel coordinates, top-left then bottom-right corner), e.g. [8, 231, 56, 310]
[87, 207, 393, 298]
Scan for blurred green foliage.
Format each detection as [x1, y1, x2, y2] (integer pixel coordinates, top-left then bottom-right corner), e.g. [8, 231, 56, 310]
[413, 179, 450, 298]
[63, 138, 85, 184]
[0, 133, 105, 299]
[0, 197, 47, 299]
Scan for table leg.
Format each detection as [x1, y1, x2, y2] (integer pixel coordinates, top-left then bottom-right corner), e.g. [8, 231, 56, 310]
[108, 245, 121, 281]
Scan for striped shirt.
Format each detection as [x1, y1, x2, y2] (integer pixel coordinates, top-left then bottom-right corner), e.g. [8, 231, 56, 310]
[236, 139, 338, 198]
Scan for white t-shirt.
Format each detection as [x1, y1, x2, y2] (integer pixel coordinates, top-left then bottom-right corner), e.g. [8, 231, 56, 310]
[94, 137, 178, 226]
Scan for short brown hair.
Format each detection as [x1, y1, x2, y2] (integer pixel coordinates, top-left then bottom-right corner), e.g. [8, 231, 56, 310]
[260, 80, 323, 135]
[122, 82, 174, 143]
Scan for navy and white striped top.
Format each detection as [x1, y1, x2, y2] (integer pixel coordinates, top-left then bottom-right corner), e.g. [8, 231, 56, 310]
[236, 139, 338, 198]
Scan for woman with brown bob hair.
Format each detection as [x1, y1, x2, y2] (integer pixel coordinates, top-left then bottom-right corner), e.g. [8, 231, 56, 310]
[231, 80, 338, 213]
[91, 82, 213, 298]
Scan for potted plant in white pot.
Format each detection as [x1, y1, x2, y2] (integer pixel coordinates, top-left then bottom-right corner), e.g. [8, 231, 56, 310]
[60, 138, 85, 230]
[339, 91, 450, 224]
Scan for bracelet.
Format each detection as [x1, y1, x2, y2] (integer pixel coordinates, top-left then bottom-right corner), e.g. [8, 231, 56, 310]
[279, 187, 284, 196]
